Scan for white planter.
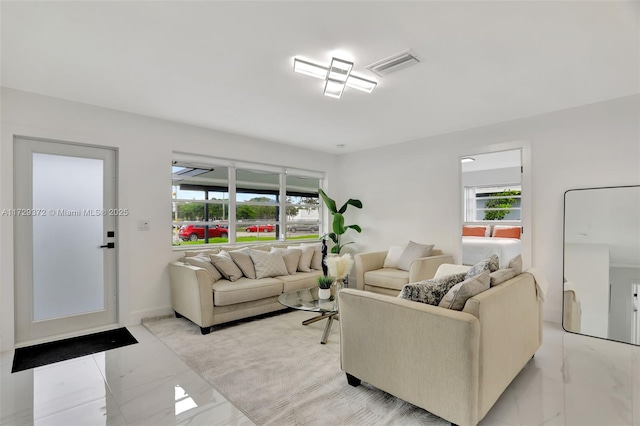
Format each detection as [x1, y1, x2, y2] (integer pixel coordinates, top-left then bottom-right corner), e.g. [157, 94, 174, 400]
[318, 288, 331, 299]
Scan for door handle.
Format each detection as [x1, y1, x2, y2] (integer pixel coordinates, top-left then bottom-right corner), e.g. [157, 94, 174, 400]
[99, 242, 115, 249]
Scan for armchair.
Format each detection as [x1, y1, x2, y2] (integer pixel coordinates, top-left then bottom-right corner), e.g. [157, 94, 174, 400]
[354, 249, 453, 296]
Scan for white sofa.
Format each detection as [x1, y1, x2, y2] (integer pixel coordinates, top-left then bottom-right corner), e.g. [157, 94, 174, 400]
[338, 270, 543, 426]
[169, 243, 323, 334]
[355, 249, 454, 295]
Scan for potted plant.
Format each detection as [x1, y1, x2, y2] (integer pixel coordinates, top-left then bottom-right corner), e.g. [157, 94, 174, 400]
[317, 276, 333, 299]
[318, 188, 362, 254]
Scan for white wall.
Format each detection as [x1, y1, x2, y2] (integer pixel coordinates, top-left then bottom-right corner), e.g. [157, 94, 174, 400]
[609, 266, 640, 343]
[336, 94, 640, 323]
[0, 88, 338, 351]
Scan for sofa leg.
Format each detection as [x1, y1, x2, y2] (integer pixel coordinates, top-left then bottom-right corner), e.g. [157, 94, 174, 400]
[200, 326, 211, 335]
[346, 373, 361, 387]
[175, 311, 183, 318]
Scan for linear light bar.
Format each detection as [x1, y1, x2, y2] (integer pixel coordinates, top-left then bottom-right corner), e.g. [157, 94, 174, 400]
[293, 58, 328, 80]
[324, 79, 346, 99]
[345, 74, 377, 93]
[327, 58, 353, 83]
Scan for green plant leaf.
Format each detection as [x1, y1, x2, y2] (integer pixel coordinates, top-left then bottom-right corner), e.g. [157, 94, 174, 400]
[346, 224, 362, 233]
[327, 232, 338, 244]
[330, 245, 341, 254]
[338, 198, 363, 214]
[318, 188, 337, 214]
[332, 213, 346, 235]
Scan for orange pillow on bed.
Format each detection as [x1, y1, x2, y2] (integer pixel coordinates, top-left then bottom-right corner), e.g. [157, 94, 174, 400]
[462, 226, 487, 237]
[492, 226, 521, 239]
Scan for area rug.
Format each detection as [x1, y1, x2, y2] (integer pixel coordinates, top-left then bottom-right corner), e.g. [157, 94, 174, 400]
[12, 327, 137, 373]
[143, 311, 448, 425]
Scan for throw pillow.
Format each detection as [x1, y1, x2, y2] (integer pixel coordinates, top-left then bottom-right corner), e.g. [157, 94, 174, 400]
[462, 225, 487, 237]
[249, 249, 289, 279]
[492, 225, 521, 239]
[301, 242, 323, 270]
[271, 247, 301, 275]
[183, 249, 220, 258]
[288, 245, 314, 272]
[229, 248, 256, 279]
[210, 251, 244, 282]
[383, 244, 405, 268]
[396, 241, 435, 272]
[398, 272, 467, 306]
[183, 253, 222, 284]
[466, 254, 499, 279]
[434, 263, 471, 279]
[439, 272, 490, 311]
[508, 254, 523, 275]
[489, 268, 516, 287]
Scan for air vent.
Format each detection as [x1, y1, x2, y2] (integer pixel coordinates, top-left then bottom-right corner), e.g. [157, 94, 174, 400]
[366, 50, 420, 77]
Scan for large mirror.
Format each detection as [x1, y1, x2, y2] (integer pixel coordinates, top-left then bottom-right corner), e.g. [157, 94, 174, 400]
[563, 185, 640, 345]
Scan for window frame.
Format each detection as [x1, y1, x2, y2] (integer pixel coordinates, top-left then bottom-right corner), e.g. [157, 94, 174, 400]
[172, 155, 323, 248]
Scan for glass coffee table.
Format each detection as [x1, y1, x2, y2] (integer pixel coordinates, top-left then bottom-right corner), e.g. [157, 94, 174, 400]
[278, 287, 338, 344]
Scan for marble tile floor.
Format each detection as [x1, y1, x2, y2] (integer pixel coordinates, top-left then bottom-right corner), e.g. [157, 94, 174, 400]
[0, 325, 255, 426]
[0, 321, 639, 426]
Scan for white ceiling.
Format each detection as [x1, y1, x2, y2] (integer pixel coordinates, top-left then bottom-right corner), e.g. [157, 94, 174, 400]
[1, 1, 638, 154]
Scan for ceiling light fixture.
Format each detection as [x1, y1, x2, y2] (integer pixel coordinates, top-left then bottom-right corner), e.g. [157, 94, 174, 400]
[461, 157, 476, 163]
[293, 56, 377, 99]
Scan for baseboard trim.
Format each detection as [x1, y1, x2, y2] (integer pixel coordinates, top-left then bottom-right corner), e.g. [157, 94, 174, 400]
[130, 306, 173, 325]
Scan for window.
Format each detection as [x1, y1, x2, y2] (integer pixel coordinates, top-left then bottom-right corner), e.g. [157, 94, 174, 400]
[464, 185, 522, 222]
[172, 158, 321, 247]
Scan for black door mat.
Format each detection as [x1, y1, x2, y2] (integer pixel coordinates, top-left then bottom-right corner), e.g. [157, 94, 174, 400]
[12, 327, 138, 373]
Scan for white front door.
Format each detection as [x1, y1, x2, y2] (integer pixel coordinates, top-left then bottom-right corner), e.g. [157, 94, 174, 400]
[14, 137, 118, 344]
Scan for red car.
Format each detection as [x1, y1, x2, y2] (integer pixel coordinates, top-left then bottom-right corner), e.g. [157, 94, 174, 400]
[179, 224, 228, 241]
[245, 224, 274, 233]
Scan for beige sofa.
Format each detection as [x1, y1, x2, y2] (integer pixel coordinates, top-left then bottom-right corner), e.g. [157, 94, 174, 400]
[355, 249, 454, 295]
[169, 243, 323, 334]
[338, 271, 542, 426]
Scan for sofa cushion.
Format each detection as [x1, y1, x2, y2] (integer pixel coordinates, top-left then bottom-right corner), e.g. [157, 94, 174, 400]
[364, 268, 410, 291]
[288, 245, 314, 272]
[278, 271, 322, 292]
[271, 247, 301, 275]
[183, 249, 220, 258]
[490, 268, 516, 287]
[508, 254, 523, 275]
[249, 249, 289, 279]
[382, 244, 405, 269]
[434, 263, 471, 279]
[466, 255, 499, 279]
[210, 251, 244, 282]
[398, 272, 467, 305]
[229, 248, 257, 279]
[212, 277, 283, 306]
[183, 253, 222, 283]
[301, 242, 323, 270]
[396, 241, 434, 271]
[439, 271, 490, 310]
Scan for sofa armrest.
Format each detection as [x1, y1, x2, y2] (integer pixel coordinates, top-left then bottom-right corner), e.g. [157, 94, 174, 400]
[408, 254, 454, 282]
[354, 251, 387, 290]
[462, 272, 542, 419]
[338, 289, 480, 426]
[169, 262, 215, 328]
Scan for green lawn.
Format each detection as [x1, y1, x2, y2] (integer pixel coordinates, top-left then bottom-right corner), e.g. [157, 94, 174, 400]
[174, 234, 319, 246]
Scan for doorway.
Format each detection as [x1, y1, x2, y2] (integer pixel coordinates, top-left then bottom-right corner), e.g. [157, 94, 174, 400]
[14, 137, 118, 344]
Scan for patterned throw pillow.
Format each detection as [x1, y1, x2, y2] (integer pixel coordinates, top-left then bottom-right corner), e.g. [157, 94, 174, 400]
[398, 272, 467, 306]
[466, 255, 499, 279]
[249, 249, 289, 279]
[439, 272, 491, 311]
